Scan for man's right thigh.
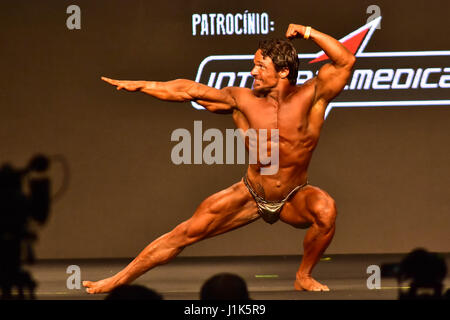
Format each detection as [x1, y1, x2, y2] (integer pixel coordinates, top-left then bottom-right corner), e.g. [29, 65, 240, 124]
[177, 179, 259, 245]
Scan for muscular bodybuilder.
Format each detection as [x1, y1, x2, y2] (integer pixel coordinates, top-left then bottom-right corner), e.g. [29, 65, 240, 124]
[83, 23, 355, 293]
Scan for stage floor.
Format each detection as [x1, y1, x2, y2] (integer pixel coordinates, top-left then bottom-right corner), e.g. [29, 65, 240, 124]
[26, 253, 450, 300]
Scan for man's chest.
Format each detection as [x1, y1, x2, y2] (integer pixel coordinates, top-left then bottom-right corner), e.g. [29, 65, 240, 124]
[239, 98, 310, 133]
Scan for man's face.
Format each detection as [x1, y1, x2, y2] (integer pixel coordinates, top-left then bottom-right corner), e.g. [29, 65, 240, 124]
[250, 49, 280, 93]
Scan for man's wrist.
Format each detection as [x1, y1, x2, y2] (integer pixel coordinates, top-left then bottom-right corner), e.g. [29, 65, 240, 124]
[303, 26, 312, 40]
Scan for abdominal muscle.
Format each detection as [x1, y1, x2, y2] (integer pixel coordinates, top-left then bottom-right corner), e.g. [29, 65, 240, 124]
[245, 141, 313, 201]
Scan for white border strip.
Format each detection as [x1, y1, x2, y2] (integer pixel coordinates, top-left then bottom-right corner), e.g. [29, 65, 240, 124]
[194, 55, 254, 83]
[324, 100, 450, 119]
[357, 16, 382, 54]
[358, 51, 450, 57]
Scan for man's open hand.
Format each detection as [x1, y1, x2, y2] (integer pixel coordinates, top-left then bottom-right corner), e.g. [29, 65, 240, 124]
[101, 77, 144, 91]
[285, 24, 307, 40]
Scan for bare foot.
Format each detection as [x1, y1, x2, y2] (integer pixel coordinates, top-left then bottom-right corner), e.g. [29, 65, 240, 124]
[294, 275, 330, 291]
[82, 276, 123, 294]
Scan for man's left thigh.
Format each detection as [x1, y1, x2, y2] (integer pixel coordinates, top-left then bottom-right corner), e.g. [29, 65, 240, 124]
[280, 185, 336, 229]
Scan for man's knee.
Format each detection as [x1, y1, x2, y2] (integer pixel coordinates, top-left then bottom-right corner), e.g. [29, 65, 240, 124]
[309, 193, 337, 231]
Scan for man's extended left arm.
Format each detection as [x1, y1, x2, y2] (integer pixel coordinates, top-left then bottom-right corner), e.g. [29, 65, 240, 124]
[286, 24, 356, 103]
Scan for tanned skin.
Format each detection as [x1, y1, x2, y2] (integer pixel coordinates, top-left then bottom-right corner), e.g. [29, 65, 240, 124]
[83, 24, 355, 293]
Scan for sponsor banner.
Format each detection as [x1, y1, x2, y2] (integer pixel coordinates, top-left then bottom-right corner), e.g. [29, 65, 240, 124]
[191, 17, 450, 118]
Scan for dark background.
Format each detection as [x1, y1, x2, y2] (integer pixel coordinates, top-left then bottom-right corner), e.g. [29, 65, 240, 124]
[0, 0, 449, 259]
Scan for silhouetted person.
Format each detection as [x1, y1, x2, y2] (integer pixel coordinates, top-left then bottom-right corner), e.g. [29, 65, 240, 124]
[200, 273, 250, 300]
[397, 248, 448, 300]
[104, 284, 163, 300]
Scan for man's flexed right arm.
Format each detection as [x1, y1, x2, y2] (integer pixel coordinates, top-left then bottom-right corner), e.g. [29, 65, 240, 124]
[101, 77, 237, 113]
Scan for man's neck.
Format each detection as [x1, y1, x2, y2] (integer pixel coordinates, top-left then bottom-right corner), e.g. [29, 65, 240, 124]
[266, 81, 294, 103]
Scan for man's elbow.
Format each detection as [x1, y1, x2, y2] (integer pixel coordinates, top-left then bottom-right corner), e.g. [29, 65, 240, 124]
[346, 54, 356, 69]
[334, 53, 355, 70]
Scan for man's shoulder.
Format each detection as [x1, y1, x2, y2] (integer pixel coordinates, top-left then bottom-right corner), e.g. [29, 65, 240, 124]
[226, 86, 255, 103]
[227, 86, 253, 95]
[290, 79, 317, 99]
[296, 78, 317, 90]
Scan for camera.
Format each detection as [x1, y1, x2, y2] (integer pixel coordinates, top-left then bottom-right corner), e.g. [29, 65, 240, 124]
[0, 154, 51, 299]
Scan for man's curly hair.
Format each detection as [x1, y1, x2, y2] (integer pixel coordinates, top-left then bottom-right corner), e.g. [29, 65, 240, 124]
[258, 39, 299, 85]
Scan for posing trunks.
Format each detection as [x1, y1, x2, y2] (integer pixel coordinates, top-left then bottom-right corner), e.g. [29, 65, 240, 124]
[243, 174, 308, 224]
